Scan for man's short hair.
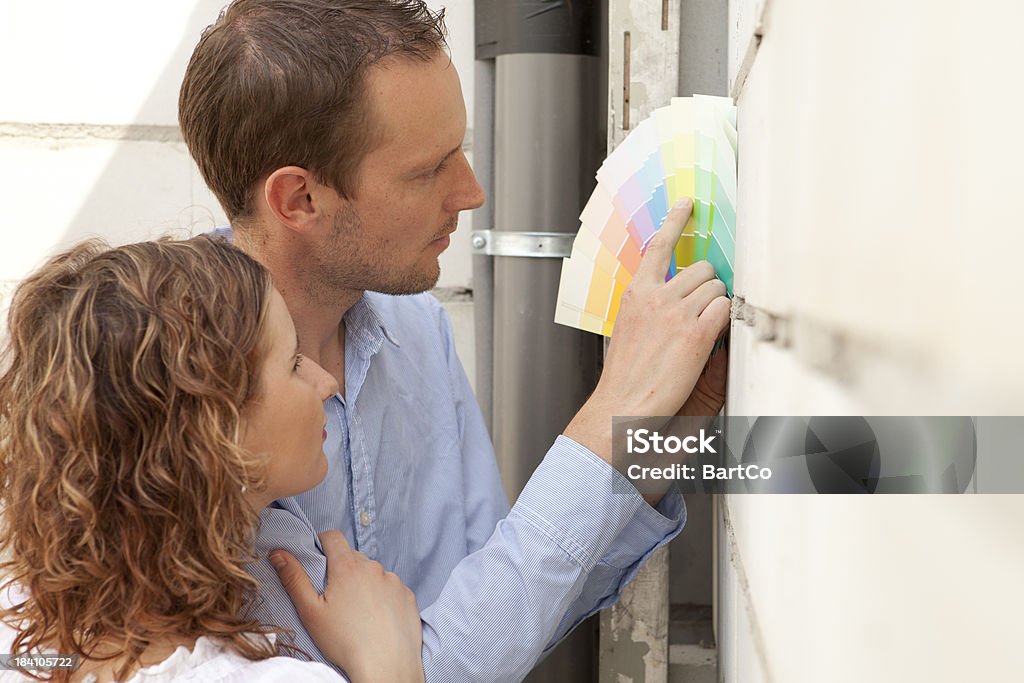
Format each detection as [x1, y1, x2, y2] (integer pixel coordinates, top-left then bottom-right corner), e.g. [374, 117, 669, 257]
[179, 0, 448, 221]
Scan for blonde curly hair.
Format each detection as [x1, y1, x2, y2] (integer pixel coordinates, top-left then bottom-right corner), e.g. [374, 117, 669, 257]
[0, 236, 289, 681]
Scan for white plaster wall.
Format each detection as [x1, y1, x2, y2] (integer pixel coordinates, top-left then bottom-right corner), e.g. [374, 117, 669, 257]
[719, 1, 1024, 681]
[0, 0, 477, 381]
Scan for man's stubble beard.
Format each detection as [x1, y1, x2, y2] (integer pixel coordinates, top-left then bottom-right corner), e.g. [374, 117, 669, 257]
[301, 205, 444, 304]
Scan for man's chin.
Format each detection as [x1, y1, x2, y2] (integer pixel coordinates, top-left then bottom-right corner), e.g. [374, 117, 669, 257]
[370, 263, 441, 296]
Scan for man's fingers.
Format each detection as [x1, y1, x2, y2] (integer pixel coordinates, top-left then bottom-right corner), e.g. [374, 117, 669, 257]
[636, 198, 693, 284]
[698, 295, 732, 337]
[667, 260, 717, 299]
[707, 345, 729, 376]
[685, 278, 728, 316]
[704, 346, 729, 389]
[270, 550, 320, 616]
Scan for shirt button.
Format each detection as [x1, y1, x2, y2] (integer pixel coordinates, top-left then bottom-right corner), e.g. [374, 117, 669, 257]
[359, 511, 371, 527]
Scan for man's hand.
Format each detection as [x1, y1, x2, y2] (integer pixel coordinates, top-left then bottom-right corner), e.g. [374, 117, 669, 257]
[677, 345, 728, 417]
[564, 198, 731, 465]
[271, 530, 425, 683]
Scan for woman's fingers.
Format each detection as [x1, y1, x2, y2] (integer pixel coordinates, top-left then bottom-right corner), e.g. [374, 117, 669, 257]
[273, 531, 423, 679]
[272, 530, 359, 620]
[270, 549, 320, 620]
[318, 529, 352, 562]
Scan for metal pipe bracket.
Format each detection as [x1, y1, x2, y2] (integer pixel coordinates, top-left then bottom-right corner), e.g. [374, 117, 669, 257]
[470, 230, 575, 258]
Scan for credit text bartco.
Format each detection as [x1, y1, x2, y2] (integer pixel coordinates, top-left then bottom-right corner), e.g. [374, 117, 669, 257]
[624, 428, 773, 481]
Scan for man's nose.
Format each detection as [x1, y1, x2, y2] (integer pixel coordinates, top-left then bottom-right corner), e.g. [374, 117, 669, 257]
[445, 152, 486, 213]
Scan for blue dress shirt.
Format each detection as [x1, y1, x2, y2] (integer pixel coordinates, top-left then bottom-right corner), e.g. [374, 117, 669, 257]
[242, 286, 686, 681]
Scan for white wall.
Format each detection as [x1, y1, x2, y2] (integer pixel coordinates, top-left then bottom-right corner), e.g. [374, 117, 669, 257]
[718, 1, 1024, 680]
[0, 0, 477, 383]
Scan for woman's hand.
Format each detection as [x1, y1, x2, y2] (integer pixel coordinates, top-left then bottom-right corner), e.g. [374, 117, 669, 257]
[271, 530, 424, 683]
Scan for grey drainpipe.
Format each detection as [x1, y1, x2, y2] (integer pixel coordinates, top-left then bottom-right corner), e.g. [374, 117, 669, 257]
[473, 1, 604, 680]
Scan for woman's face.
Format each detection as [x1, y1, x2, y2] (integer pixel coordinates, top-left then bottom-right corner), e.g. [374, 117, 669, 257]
[241, 288, 339, 506]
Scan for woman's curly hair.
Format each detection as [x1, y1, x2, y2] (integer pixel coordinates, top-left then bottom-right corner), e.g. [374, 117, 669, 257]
[0, 236, 286, 681]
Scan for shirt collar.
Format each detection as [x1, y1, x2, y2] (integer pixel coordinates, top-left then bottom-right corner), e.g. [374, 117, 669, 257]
[345, 293, 401, 350]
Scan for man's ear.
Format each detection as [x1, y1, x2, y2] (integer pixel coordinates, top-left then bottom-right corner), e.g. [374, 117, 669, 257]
[262, 166, 325, 234]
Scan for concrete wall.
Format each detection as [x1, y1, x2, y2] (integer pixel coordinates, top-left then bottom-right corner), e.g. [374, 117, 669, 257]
[718, 1, 1024, 681]
[0, 0, 478, 385]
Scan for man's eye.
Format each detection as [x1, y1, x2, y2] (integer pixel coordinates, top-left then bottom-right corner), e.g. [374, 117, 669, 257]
[426, 158, 450, 177]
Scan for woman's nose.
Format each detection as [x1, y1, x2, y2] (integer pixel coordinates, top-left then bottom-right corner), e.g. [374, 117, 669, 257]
[303, 357, 340, 399]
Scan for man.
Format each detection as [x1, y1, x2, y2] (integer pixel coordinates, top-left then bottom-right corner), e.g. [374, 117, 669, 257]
[178, 1, 730, 680]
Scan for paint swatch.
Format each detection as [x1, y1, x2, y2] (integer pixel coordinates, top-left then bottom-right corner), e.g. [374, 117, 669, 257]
[555, 95, 737, 336]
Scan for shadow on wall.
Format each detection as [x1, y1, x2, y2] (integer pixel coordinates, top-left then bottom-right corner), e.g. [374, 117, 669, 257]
[0, 1, 230, 290]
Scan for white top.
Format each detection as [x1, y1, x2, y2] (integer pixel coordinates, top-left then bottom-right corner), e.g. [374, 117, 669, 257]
[0, 586, 345, 683]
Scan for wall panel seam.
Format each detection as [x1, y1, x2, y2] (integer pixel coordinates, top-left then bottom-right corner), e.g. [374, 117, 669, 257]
[719, 496, 776, 682]
[731, 297, 929, 385]
[0, 122, 183, 143]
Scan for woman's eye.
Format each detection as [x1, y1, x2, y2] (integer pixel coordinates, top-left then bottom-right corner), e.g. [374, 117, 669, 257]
[293, 353, 304, 372]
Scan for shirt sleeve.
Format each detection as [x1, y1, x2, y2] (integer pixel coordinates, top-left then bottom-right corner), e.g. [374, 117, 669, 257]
[538, 483, 685, 655]
[441, 303, 685, 656]
[419, 435, 647, 681]
[422, 306, 685, 680]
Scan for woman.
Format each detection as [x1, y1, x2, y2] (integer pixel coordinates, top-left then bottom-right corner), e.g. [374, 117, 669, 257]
[0, 237, 423, 682]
